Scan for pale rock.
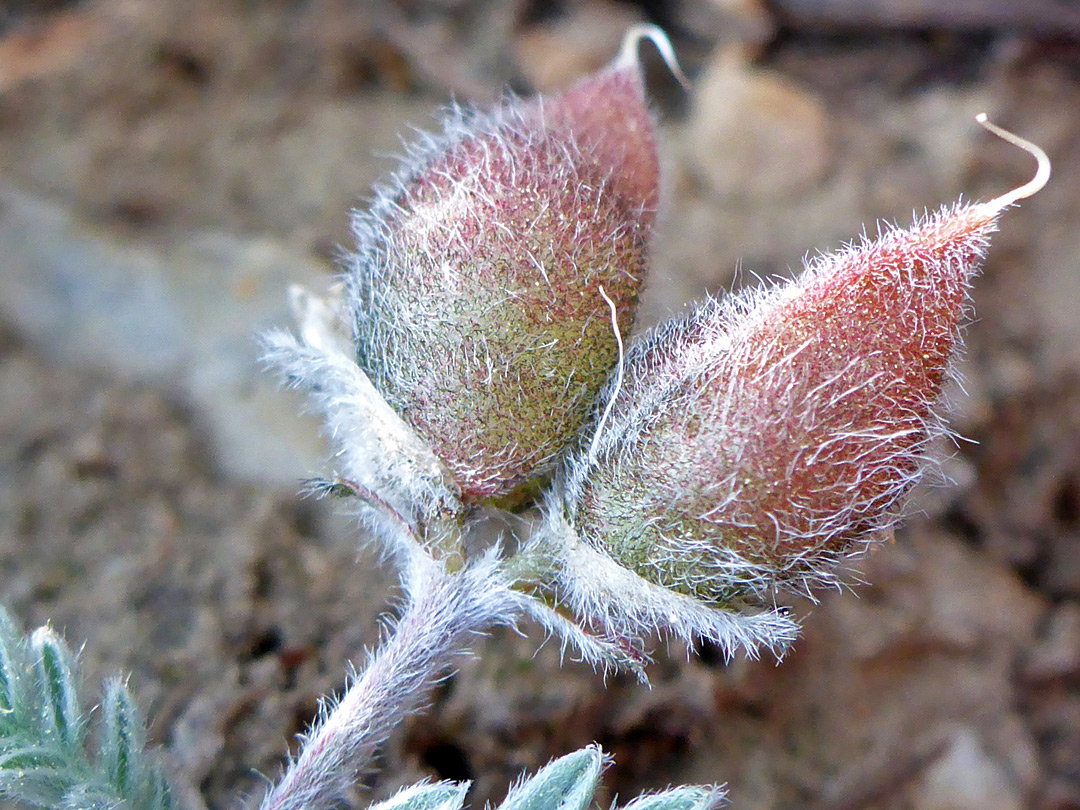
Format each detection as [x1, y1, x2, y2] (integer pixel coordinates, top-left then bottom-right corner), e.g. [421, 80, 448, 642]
[513, 1, 644, 92]
[0, 182, 330, 486]
[681, 48, 831, 200]
[1025, 602, 1080, 681]
[912, 728, 1024, 810]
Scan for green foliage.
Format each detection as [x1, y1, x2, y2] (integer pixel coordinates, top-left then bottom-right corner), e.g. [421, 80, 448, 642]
[369, 748, 723, 810]
[0, 607, 174, 810]
[620, 785, 723, 810]
[500, 746, 604, 810]
[368, 781, 470, 810]
[0, 608, 720, 810]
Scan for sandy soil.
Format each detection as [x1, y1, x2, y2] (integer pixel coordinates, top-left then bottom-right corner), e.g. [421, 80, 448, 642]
[1, 2, 1078, 809]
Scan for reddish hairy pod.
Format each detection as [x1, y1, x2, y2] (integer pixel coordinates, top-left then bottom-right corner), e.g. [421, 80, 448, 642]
[349, 27, 675, 504]
[559, 118, 1050, 605]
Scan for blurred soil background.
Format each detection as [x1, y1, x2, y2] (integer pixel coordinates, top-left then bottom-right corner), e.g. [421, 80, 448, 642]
[1, 1, 1079, 809]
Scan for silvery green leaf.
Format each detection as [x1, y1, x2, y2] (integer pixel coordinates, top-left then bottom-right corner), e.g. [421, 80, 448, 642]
[0, 609, 175, 810]
[60, 782, 126, 810]
[30, 628, 84, 753]
[620, 785, 724, 810]
[0, 608, 35, 735]
[369, 781, 470, 810]
[100, 675, 148, 800]
[499, 746, 606, 810]
[147, 764, 176, 810]
[0, 744, 75, 808]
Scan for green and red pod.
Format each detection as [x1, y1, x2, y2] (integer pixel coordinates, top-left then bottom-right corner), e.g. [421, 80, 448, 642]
[559, 117, 1050, 606]
[349, 27, 673, 504]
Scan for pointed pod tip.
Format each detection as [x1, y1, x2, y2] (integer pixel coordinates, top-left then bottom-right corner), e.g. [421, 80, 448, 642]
[617, 24, 690, 91]
[976, 113, 1051, 213]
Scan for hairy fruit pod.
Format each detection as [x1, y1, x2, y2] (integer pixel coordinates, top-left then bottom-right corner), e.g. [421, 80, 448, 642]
[348, 27, 670, 504]
[557, 119, 1050, 607]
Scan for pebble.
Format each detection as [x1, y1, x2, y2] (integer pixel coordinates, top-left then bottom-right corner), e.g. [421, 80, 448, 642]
[681, 47, 831, 201]
[0, 182, 331, 486]
[1025, 602, 1080, 681]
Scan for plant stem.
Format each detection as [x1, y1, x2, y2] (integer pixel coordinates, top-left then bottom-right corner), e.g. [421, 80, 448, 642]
[258, 553, 518, 810]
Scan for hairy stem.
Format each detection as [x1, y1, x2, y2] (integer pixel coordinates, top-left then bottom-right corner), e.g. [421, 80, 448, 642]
[259, 553, 519, 810]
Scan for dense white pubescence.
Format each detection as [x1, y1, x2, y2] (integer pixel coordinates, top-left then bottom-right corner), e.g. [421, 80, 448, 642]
[553, 300, 810, 600]
[260, 548, 521, 810]
[507, 306, 802, 661]
[499, 746, 607, 810]
[619, 785, 727, 810]
[346, 99, 509, 331]
[503, 587, 650, 681]
[263, 320, 461, 536]
[538, 205, 991, 647]
[344, 94, 650, 501]
[366, 781, 470, 810]
[532, 505, 799, 660]
[641, 321, 924, 599]
[655, 213, 980, 594]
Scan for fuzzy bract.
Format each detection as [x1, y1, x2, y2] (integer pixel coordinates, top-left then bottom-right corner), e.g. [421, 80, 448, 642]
[554, 202, 1000, 610]
[347, 36, 661, 504]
